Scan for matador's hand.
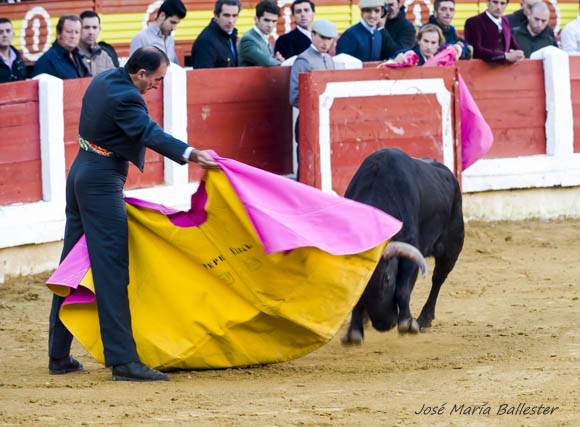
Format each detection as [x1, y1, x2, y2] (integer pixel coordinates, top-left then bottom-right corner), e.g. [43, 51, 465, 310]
[189, 149, 220, 169]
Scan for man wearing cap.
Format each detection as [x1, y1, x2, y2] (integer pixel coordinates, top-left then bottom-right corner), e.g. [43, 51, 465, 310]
[336, 0, 383, 62]
[290, 19, 337, 178]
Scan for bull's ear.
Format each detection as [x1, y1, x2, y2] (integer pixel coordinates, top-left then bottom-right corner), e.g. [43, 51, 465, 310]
[383, 242, 427, 277]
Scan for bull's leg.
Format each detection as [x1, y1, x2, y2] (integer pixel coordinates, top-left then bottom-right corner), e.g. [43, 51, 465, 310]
[341, 298, 366, 345]
[417, 254, 458, 331]
[395, 259, 420, 334]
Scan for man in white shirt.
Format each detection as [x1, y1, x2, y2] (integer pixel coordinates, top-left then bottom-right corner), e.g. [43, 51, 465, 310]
[130, 0, 186, 64]
[560, 6, 580, 55]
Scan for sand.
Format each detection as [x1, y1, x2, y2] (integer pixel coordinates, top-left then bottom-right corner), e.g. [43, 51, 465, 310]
[0, 218, 578, 426]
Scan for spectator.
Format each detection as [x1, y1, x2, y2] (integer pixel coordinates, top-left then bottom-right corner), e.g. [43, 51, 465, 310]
[393, 24, 460, 65]
[560, 5, 580, 54]
[336, 0, 383, 62]
[289, 19, 337, 178]
[377, 4, 398, 60]
[427, 0, 472, 59]
[513, 2, 557, 57]
[191, 0, 241, 68]
[289, 19, 336, 107]
[464, 0, 524, 64]
[78, 11, 116, 75]
[383, 0, 416, 51]
[0, 17, 27, 83]
[130, 0, 186, 64]
[238, 0, 283, 66]
[34, 15, 90, 79]
[506, 0, 556, 39]
[274, 0, 315, 60]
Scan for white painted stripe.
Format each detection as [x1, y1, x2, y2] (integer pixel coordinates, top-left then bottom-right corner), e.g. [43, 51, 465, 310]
[530, 47, 574, 157]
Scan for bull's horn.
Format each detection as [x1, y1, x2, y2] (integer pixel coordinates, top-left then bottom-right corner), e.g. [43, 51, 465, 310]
[383, 242, 428, 278]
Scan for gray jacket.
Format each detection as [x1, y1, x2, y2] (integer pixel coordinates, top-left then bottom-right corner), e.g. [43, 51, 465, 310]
[289, 46, 334, 108]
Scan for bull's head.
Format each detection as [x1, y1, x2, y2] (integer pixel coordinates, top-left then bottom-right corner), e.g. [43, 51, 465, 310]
[365, 242, 427, 331]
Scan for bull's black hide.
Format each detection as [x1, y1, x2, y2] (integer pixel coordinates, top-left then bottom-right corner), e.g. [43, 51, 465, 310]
[343, 148, 464, 344]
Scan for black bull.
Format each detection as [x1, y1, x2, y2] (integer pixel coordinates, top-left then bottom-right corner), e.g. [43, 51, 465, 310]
[342, 148, 464, 345]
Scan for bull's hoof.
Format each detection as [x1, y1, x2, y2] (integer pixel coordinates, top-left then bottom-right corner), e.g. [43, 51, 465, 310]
[341, 330, 364, 346]
[398, 318, 420, 334]
[417, 315, 433, 331]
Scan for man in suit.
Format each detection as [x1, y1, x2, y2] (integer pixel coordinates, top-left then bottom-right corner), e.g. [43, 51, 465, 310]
[336, 0, 383, 62]
[464, 0, 524, 64]
[238, 0, 283, 66]
[34, 15, 90, 79]
[48, 46, 219, 382]
[513, 1, 557, 58]
[191, 0, 241, 68]
[274, 0, 315, 60]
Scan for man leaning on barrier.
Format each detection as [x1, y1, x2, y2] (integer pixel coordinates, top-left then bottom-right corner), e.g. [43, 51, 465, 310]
[33, 15, 90, 79]
[48, 46, 219, 382]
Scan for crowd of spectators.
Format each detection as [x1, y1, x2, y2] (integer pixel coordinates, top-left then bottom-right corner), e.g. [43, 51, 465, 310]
[1, 0, 579, 85]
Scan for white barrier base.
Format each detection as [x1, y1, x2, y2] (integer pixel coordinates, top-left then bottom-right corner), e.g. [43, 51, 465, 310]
[463, 186, 580, 221]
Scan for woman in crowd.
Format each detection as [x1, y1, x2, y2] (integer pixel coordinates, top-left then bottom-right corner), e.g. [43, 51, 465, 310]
[393, 24, 460, 65]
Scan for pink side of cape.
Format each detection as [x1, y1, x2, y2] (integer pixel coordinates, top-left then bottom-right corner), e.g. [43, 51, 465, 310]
[423, 46, 494, 170]
[457, 74, 494, 169]
[47, 155, 402, 302]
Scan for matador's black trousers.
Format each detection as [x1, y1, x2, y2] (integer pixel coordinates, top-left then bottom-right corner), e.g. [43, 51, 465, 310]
[48, 149, 139, 366]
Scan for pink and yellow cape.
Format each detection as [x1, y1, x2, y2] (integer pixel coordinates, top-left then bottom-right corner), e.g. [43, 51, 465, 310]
[47, 153, 401, 370]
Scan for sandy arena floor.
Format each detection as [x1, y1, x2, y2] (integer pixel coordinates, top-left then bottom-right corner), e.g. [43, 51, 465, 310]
[0, 218, 579, 426]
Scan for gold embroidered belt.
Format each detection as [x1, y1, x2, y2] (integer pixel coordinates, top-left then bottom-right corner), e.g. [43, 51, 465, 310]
[79, 136, 115, 157]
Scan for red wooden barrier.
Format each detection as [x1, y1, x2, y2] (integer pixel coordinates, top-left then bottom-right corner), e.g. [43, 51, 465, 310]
[0, 80, 41, 205]
[62, 77, 165, 189]
[186, 66, 293, 182]
[457, 60, 547, 158]
[570, 56, 580, 154]
[298, 67, 457, 196]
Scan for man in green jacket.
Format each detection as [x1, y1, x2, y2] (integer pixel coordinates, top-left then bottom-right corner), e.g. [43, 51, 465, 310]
[238, 0, 284, 66]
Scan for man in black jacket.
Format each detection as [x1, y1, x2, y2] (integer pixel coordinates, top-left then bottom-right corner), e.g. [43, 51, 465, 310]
[33, 15, 90, 79]
[383, 0, 416, 52]
[0, 17, 27, 83]
[506, 0, 555, 39]
[48, 46, 219, 382]
[191, 0, 241, 68]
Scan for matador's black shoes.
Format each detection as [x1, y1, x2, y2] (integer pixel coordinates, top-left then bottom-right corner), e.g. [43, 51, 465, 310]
[49, 355, 84, 375]
[112, 361, 169, 382]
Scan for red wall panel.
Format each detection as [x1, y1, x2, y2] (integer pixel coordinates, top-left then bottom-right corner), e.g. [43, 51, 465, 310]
[186, 66, 293, 183]
[457, 60, 546, 158]
[298, 67, 457, 194]
[0, 80, 41, 205]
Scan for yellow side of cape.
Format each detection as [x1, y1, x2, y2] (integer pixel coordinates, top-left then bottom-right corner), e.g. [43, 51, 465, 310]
[59, 170, 386, 370]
